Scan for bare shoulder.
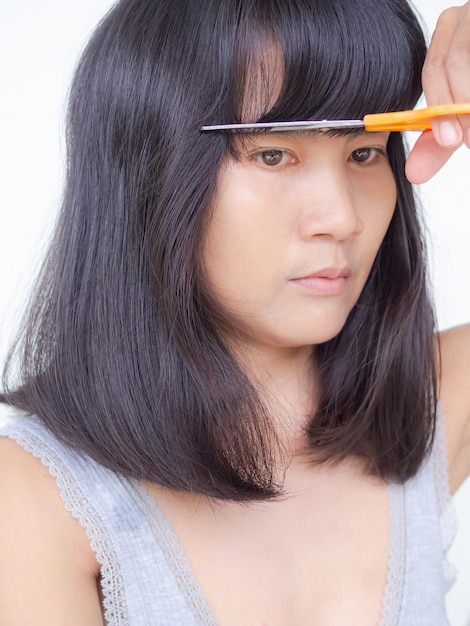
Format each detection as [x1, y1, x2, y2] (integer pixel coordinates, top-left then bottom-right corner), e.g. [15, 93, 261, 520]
[0, 435, 104, 625]
[437, 324, 470, 493]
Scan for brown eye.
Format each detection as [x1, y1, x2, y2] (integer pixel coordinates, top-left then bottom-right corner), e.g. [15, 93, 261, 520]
[351, 147, 374, 163]
[256, 149, 285, 166]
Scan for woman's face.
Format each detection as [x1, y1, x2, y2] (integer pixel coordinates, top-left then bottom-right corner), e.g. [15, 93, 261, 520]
[203, 130, 396, 353]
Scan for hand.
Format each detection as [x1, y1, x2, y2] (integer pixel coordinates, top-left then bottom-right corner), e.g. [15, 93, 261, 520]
[406, 2, 470, 184]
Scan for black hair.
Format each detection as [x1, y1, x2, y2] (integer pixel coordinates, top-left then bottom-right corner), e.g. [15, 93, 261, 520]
[1, 0, 435, 500]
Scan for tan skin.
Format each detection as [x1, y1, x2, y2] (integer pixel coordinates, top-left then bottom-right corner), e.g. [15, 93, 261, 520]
[1, 4, 470, 625]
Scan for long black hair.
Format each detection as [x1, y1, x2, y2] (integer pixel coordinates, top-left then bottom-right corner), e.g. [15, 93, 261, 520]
[1, 0, 435, 500]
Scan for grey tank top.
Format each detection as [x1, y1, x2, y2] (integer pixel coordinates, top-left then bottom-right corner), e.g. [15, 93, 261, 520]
[1, 415, 457, 626]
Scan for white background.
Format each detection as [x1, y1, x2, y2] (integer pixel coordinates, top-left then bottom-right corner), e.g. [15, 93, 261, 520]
[0, 1, 469, 623]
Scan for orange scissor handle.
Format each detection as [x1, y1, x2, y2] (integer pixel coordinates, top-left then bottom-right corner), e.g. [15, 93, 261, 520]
[364, 103, 470, 132]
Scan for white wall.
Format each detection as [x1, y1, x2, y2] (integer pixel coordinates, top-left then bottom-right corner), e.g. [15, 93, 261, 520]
[0, 1, 469, 623]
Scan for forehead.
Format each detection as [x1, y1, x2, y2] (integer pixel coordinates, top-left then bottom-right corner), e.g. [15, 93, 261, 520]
[233, 128, 386, 146]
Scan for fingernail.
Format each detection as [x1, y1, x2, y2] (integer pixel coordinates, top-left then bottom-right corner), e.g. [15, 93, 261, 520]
[437, 121, 460, 146]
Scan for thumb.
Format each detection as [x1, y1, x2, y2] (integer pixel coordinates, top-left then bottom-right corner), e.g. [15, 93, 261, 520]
[405, 130, 458, 184]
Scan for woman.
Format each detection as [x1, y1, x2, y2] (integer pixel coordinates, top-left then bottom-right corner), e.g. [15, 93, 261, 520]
[0, 0, 469, 624]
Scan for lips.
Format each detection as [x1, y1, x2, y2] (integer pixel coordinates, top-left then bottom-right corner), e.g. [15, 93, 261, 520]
[290, 266, 352, 295]
[305, 267, 352, 280]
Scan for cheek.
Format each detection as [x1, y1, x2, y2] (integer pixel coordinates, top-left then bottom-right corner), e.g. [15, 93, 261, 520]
[382, 173, 398, 234]
[364, 169, 397, 245]
[202, 164, 286, 302]
[202, 185, 269, 306]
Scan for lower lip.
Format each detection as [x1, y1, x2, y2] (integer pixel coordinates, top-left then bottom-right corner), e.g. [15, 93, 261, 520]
[291, 276, 348, 296]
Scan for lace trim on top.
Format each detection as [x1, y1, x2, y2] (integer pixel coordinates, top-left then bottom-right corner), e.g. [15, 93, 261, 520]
[132, 481, 218, 626]
[432, 411, 458, 590]
[379, 482, 406, 626]
[2, 424, 129, 626]
[3, 411, 454, 626]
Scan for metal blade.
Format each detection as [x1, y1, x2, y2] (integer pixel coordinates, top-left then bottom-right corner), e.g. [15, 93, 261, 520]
[201, 119, 365, 132]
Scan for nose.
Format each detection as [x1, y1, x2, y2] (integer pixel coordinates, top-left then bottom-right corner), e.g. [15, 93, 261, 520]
[297, 169, 363, 242]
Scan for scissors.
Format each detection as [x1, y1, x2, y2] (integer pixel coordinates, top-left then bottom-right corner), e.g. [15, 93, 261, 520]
[201, 103, 470, 133]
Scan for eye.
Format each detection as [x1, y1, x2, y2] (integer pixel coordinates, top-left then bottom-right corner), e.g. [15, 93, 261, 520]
[350, 147, 385, 164]
[252, 149, 292, 167]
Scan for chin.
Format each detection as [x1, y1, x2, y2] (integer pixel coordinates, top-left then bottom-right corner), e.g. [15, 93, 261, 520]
[286, 315, 350, 347]
[231, 310, 352, 352]
[271, 325, 348, 350]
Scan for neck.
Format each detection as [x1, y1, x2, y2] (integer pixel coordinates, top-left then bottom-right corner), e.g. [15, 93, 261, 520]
[236, 343, 318, 455]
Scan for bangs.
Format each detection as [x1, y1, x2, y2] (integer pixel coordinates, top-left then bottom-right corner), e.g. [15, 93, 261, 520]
[230, 0, 426, 125]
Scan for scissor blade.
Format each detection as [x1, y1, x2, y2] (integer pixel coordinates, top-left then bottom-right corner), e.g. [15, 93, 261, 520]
[201, 120, 365, 132]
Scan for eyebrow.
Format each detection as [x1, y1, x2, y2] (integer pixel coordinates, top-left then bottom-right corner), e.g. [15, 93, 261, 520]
[269, 127, 373, 139]
[232, 127, 390, 153]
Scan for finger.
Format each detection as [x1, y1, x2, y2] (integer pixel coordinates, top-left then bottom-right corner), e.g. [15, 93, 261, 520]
[422, 6, 469, 147]
[405, 130, 459, 184]
[422, 7, 460, 104]
[444, 3, 470, 99]
[431, 114, 462, 146]
[444, 3, 470, 147]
